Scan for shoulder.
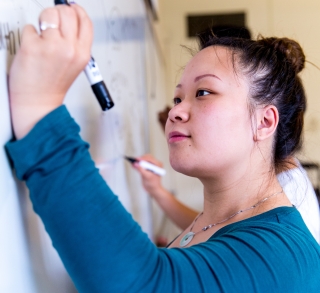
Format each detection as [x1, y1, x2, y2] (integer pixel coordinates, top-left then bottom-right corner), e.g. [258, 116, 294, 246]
[162, 208, 320, 292]
[205, 207, 320, 258]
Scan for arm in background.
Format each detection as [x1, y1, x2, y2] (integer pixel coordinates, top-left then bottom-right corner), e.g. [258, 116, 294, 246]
[133, 154, 198, 230]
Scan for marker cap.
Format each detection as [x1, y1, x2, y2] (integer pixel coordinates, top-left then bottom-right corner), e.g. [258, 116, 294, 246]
[54, 0, 69, 5]
[92, 81, 114, 111]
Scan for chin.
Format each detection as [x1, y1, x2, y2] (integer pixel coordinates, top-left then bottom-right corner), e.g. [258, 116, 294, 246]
[169, 151, 225, 179]
[169, 156, 198, 178]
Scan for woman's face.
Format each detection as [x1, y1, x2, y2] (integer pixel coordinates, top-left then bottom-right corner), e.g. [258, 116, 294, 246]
[165, 46, 255, 178]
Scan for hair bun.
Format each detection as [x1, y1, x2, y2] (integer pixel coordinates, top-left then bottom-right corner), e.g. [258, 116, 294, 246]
[258, 37, 305, 74]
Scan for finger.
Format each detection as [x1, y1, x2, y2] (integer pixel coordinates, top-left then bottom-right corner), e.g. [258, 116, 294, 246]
[71, 4, 93, 51]
[132, 162, 140, 170]
[133, 163, 145, 177]
[136, 163, 160, 179]
[20, 25, 39, 47]
[56, 5, 78, 41]
[138, 155, 163, 167]
[133, 163, 150, 177]
[39, 8, 61, 39]
[138, 154, 155, 161]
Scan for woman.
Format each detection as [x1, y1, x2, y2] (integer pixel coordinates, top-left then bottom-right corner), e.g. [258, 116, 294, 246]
[6, 4, 320, 292]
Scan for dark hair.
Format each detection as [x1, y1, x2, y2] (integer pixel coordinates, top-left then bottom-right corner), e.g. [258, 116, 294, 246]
[197, 35, 306, 170]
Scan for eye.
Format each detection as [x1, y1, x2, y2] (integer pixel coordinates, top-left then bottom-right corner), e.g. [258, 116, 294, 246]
[196, 90, 211, 97]
[173, 97, 182, 105]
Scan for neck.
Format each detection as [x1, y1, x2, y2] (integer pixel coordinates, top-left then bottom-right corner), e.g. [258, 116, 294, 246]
[198, 158, 290, 224]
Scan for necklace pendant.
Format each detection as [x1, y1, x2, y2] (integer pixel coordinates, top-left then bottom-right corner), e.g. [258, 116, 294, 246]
[179, 232, 195, 247]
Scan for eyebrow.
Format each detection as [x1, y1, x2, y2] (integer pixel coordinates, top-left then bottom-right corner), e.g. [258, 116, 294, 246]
[176, 74, 222, 88]
[194, 74, 222, 82]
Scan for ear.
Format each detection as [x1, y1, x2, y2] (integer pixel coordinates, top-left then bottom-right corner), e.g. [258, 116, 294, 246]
[254, 105, 279, 141]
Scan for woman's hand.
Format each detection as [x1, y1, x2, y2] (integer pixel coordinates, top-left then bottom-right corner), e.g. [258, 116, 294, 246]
[9, 4, 93, 139]
[133, 154, 166, 198]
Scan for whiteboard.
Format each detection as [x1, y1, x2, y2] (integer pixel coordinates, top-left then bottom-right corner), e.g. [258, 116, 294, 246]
[0, 0, 166, 292]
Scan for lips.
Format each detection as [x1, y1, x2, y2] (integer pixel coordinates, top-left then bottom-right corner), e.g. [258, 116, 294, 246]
[168, 131, 190, 143]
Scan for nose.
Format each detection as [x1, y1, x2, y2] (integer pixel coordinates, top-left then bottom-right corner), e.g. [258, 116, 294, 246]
[168, 101, 190, 123]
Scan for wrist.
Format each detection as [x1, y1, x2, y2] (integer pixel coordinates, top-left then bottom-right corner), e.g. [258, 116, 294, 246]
[151, 186, 172, 203]
[10, 101, 62, 139]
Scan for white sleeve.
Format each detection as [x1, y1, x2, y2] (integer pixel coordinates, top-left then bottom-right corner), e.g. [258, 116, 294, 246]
[277, 163, 320, 244]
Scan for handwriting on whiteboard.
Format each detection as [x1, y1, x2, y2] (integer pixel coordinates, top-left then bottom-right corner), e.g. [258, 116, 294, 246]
[0, 23, 21, 55]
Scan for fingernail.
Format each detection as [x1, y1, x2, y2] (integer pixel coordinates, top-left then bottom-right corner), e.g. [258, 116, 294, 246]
[69, 0, 76, 4]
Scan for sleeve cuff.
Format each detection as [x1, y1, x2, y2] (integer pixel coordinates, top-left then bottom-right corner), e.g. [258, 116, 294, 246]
[5, 105, 82, 180]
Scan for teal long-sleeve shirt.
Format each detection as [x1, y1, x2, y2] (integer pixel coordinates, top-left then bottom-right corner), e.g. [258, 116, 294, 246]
[6, 106, 320, 293]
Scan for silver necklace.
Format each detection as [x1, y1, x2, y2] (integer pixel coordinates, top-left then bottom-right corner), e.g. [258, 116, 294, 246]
[179, 189, 283, 247]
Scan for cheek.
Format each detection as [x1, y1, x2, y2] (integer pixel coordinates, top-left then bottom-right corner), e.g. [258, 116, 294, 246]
[198, 104, 253, 155]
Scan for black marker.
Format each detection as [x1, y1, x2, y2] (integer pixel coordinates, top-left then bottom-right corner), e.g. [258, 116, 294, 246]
[54, 0, 114, 111]
[125, 156, 166, 177]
